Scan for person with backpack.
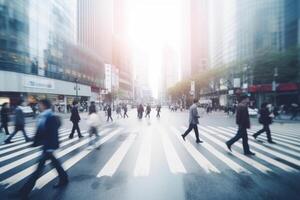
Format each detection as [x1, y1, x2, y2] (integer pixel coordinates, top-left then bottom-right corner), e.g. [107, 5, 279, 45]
[253, 102, 275, 144]
[19, 99, 68, 197]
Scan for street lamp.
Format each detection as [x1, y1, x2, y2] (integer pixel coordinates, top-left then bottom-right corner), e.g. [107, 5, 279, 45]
[74, 78, 80, 101]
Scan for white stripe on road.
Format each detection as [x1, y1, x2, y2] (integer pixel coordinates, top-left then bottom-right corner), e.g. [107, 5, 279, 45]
[161, 132, 186, 174]
[171, 127, 220, 174]
[181, 126, 250, 174]
[134, 130, 152, 177]
[97, 134, 136, 177]
[215, 126, 300, 167]
[206, 126, 297, 172]
[1, 128, 112, 188]
[200, 127, 272, 174]
[34, 128, 122, 189]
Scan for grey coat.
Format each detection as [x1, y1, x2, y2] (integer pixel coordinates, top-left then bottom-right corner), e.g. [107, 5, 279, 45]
[189, 104, 200, 124]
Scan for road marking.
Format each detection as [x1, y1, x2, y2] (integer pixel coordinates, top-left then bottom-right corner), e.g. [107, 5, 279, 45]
[34, 128, 122, 189]
[200, 127, 272, 174]
[181, 126, 250, 174]
[97, 134, 136, 177]
[214, 126, 300, 167]
[206, 126, 297, 172]
[134, 130, 152, 177]
[171, 127, 220, 174]
[161, 131, 186, 174]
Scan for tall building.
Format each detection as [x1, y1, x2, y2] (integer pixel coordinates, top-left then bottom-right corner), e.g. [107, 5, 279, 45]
[0, 0, 104, 107]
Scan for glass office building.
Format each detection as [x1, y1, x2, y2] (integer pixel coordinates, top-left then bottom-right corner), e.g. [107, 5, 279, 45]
[0, 0, 104, 106]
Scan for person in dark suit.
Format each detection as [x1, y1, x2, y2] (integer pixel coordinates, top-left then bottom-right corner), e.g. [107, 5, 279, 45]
[253, 102, 275, 143]
[19, 99, 68, 198]
[182, 99, 203, 143]
[0, 102, 10, 135]
[226, 94, 255, 156]
[4, 100, 31, 144]
[107, 105, 113, 122]
[69, 101, 83, 139]
[123, 104, 128, 118]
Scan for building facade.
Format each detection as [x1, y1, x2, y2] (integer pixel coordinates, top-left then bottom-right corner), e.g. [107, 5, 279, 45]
[0, 0, 104, 108]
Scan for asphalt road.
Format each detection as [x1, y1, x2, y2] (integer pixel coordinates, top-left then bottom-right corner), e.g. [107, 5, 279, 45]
[0, 109, 300, 200]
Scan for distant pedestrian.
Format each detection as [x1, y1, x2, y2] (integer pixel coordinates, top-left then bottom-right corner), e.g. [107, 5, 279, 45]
[87, 104, 100, 145]
[156, 105, 161, 118]
[69, 101, 83, 139]
[253, 102, 275, 144]
[137, 104, 144, 119]
[107, 105, 113, 122]
[116, 105, 122, 118]
[89, 101, 97, 114]
[19, 99, 68, 198]
[4, 100, 31, 144]
[226, 94, 255, 156]
[145, 104, 151, 118]
[0, 102, 10, 135]
[123, 104, 129, 118]
[181, 99, 203, 143]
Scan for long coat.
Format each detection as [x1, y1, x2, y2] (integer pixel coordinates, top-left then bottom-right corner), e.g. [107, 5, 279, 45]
[236, 104, 250, 129]
[70, 107, 80, 122]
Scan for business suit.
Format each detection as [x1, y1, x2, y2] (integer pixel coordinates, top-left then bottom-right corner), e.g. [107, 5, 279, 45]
[69, 106, 82, 138]
[0, 106, 9, 135]
[182, 103, 201, 142]
[226, 103, 252, 154]
[20, 109, 68, 196]
[5, 106, 30, 143]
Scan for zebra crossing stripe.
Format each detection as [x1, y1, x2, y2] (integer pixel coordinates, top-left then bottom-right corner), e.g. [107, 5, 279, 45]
[134, 129, 152, 177]
[97, 134, 136, 177]
[161, 132, 186, 174]
[1, 128, 112, 188]
[205, 126, 298, 172]
[199, 127, 273, 174]
[171, 127, 220, 174]
[34, 128, 123, 190]
[181, 126, 250, 174]
[214, 126, 300, 167]
[241, 126, 300, 139]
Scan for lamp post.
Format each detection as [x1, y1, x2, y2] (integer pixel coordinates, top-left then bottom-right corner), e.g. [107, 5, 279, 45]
[74, 78, 80, 101]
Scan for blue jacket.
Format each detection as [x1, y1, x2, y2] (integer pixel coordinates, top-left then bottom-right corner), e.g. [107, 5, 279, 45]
[15, 107, 25, 126]
[33, 109, 60, 151]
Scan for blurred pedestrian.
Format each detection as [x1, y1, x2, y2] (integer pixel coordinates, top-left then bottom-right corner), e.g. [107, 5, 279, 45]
[4, 100, 31, 144]
[290, 103, 298, 120]
[107, 105, 113, 122]
[69, 101, 83, 139]
[156, 105, 161, 118]
[226, 94, 255, 156]
[137, 104, 144, 119]
[19, 99, 68, 198]
[116, 105, 122, 118]
[181, 99, 203, 143]
[0, 102, 10, 135]
[253, 102, 275, 144]
[145, 104, 151, 118]
[87, 104, 100, 145]
[123, 104, 128, 118]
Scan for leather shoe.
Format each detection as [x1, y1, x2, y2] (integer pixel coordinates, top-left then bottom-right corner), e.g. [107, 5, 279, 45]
[181, 135, 185, 141]
[244, 151, 255, 156]
[226, 142, 232, 152]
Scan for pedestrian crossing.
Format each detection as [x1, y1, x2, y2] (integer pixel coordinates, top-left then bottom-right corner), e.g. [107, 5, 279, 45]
[0, 124, 300, 193]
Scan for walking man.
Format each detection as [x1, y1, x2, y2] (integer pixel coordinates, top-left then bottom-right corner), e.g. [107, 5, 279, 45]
[123, 104, 129, 118]
[226, 94, 255, 156]
[145, 104, 151, 118]
[181, 99, 203, 143]
[253, 102, 275, 143]
[19, 99, 68, 198]
[156, 105, 161, 118]
[69, 101, 83, 139]
[0, 102, 10, 135]
[107, 105, 113, 122]
[87, 102, 100, 145]
[5, 100, 31, 144]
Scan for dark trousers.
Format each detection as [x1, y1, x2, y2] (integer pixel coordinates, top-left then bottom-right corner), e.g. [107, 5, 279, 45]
[227, 126, 250, 153]
[183, 123, 200, 141]
[124, 112, 128, 118]
[5, 125, 29, 142]
[156, 112, 160, 117]
[20, 151, 68, 195]
[70, 122, 82, 137]
[145, 112, 150, 118]
[0, 122, 9, 135]
[254, 124, 272, 142]
[107, 115, 113, 122]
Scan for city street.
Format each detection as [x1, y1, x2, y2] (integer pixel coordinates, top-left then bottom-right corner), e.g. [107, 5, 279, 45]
[0, 109, 299, 200]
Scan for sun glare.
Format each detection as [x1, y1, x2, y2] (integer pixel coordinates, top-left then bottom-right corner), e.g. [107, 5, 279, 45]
[127, 0, 182, 98]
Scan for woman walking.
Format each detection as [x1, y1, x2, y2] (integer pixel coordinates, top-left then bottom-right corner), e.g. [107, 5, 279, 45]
[253, 102, 276, 144]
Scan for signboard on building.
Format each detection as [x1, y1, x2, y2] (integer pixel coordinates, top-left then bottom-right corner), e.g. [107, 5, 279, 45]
[24, 77, 54, 89]
[233, 78, 241, 88]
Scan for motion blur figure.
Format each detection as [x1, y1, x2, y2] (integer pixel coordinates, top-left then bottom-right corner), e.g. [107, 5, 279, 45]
[226, 94, 255, 156]
[69, 101, 83, 139]
[145, 104, 151, 118]
[156, 105, 161, 118]
[19, 99, 68, 198]
[107, 105, 113, 122]
[87, 102, 100, 146]
[253, 102, 276, 144]
[5, 100, 31, 144]
[0, 102, 10, 135]
[123, 104, 129, 118]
